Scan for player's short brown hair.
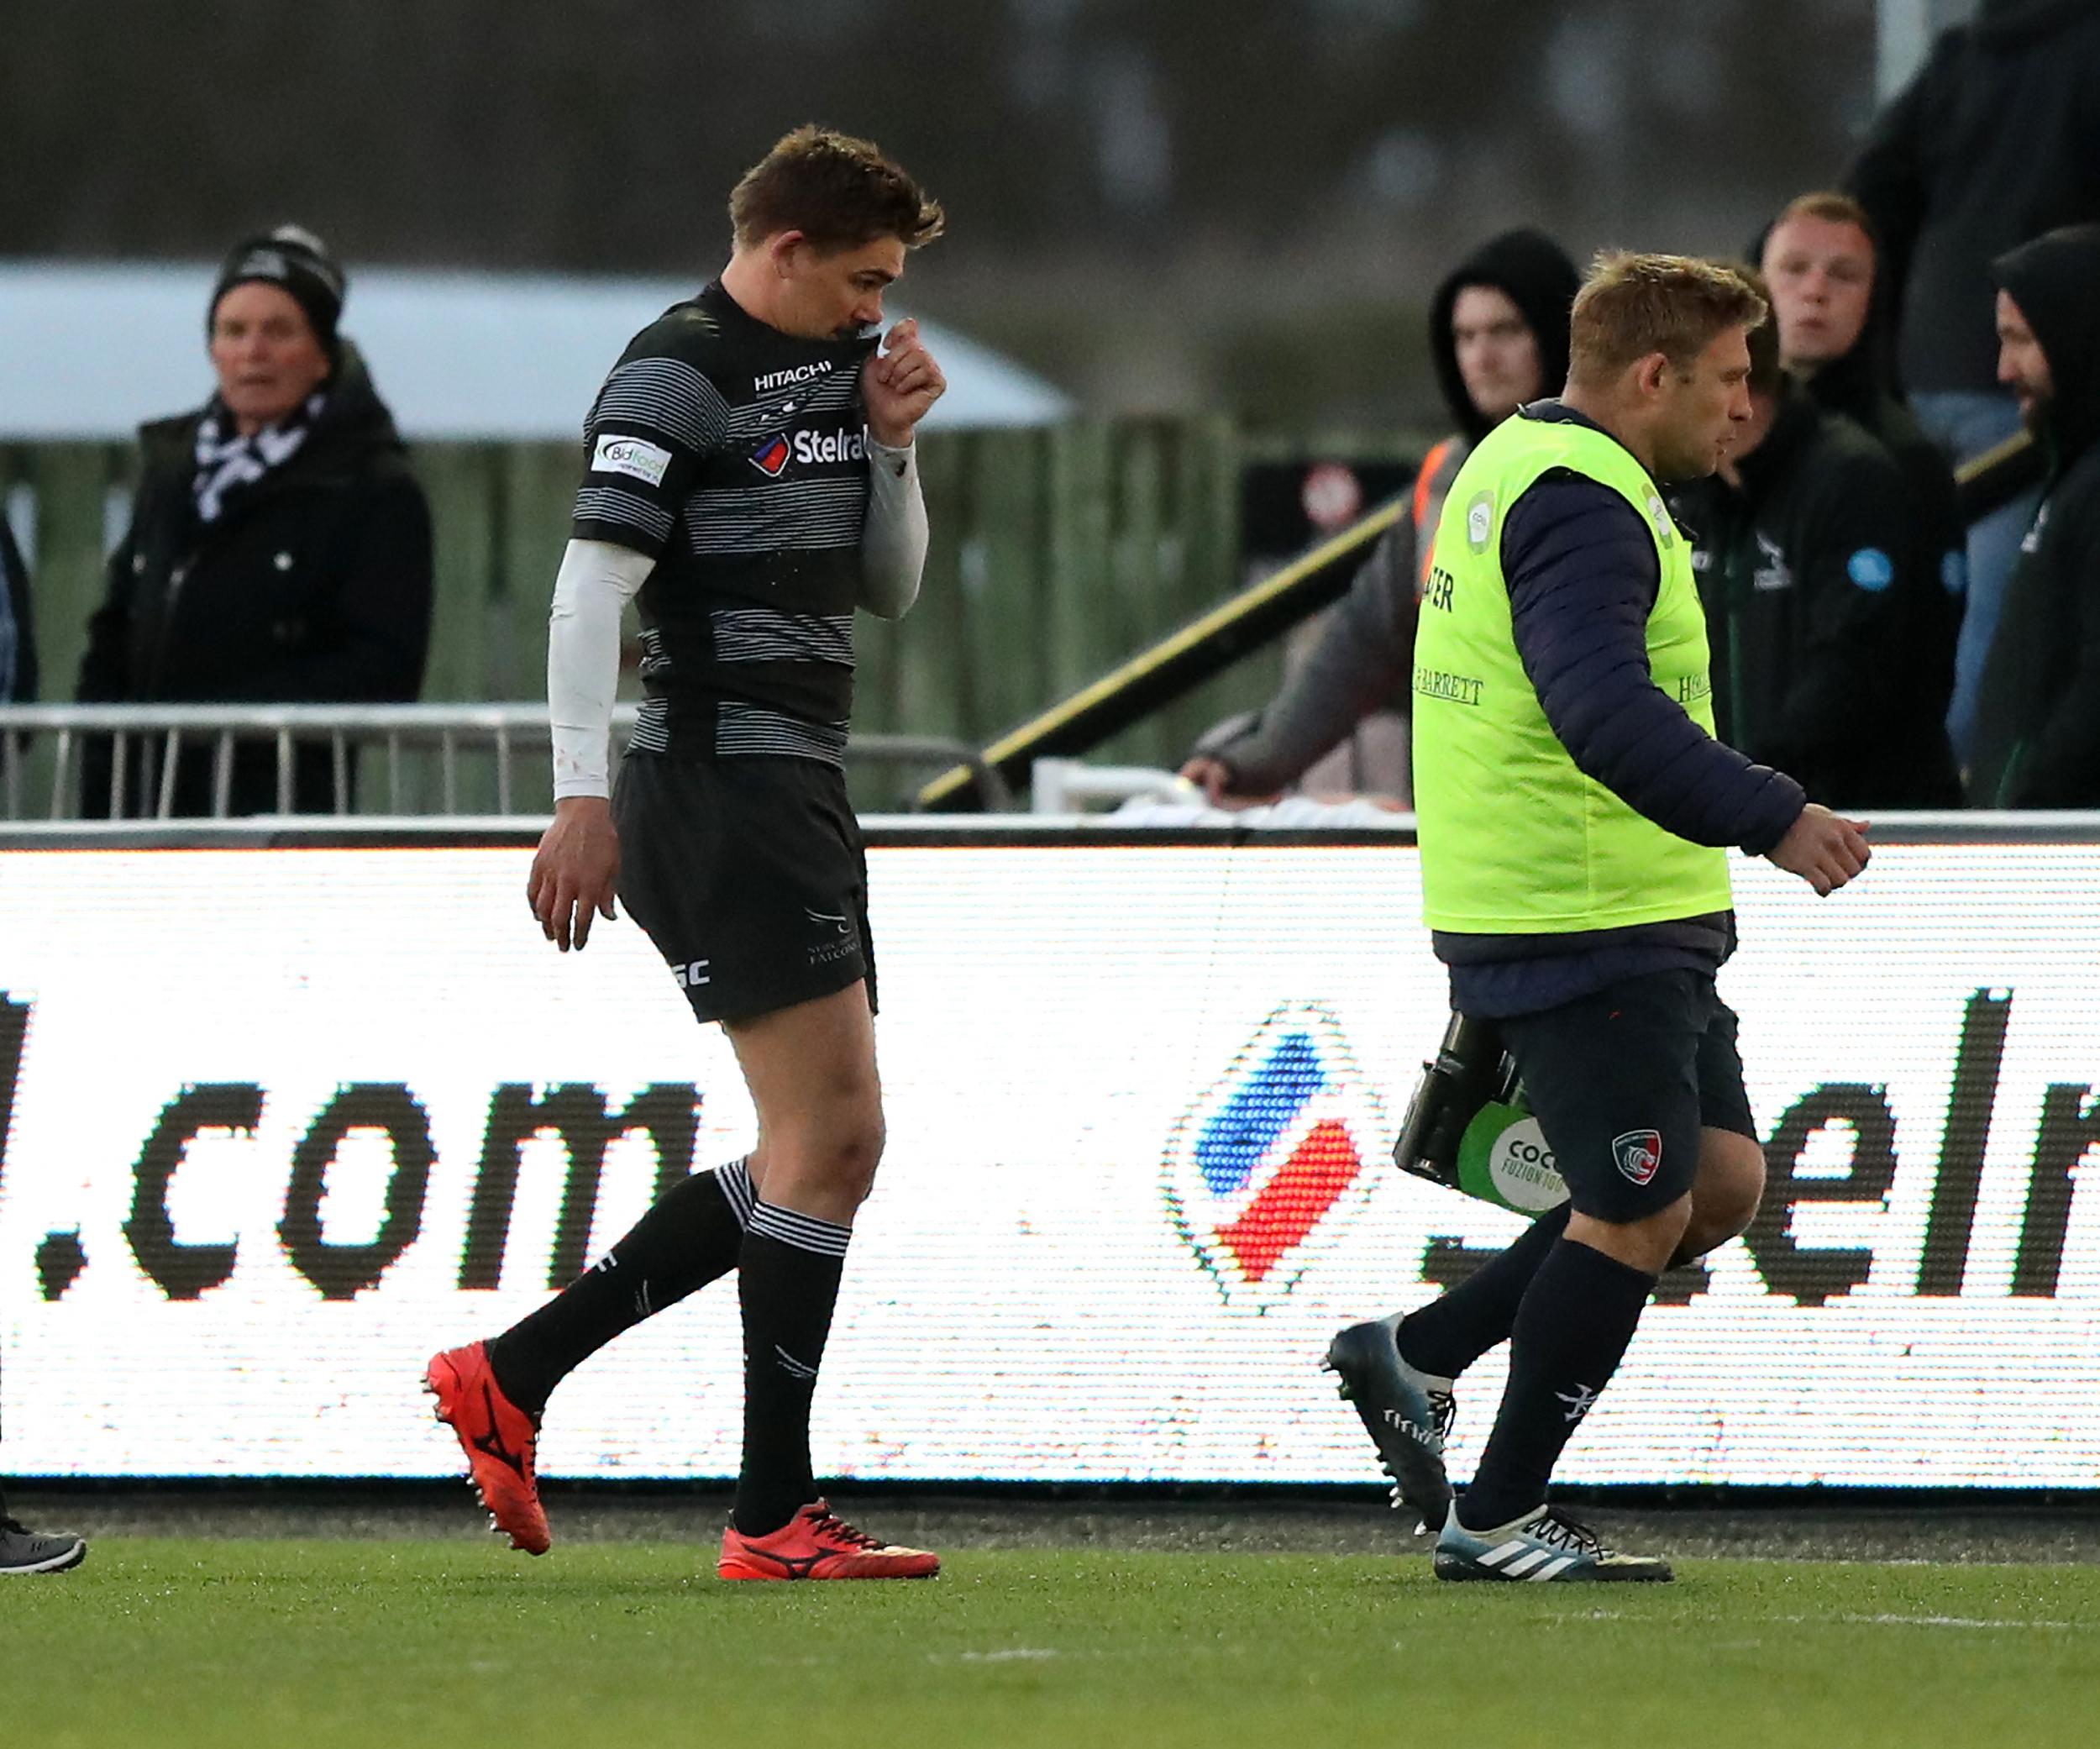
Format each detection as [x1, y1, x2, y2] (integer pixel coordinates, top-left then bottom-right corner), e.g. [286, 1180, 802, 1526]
[1772, 190, 1877, 241]
[1567, 252, 1769, 386]
[730, 126, 945, 253]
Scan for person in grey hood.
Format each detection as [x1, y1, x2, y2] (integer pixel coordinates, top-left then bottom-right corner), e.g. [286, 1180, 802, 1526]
[1183, 229, 1579, 803]
[1846, 0, 2100, 767]
[1966, 223, 2100, 806]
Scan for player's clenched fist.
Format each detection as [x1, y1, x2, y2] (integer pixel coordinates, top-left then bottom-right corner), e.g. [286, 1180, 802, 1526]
[864, 318, 945, 447]
[1763, 802, 1872, 896]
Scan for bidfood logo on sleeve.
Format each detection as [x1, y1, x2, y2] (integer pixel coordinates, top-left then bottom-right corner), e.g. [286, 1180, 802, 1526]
[592, 434, 673, 487]
[1160, 1004, 1384, 1310]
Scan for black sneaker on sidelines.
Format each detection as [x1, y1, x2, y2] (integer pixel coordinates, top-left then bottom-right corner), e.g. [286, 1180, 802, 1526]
[1323, 1316, 1457, 1532]
[0, 1515, 87, 1574]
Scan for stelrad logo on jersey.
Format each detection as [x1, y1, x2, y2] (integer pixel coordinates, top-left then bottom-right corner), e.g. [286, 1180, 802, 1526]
[749, 424, 869, 479]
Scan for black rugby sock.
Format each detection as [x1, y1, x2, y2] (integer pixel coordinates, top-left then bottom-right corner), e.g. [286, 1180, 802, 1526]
[1396, 1203, 1572, 1379]
[1457, 1237, 1655, 1531]
[486, 1158, 755, 1420]
[732, 1200, 852, 1538]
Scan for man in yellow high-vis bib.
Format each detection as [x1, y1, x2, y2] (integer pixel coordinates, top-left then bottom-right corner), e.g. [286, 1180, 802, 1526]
[1331, 254, 1871, 1583]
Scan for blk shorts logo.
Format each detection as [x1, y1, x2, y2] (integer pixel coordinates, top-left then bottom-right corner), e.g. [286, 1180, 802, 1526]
[750, 435, 791, 478]
[1612, 1128, 1662, 1186]
[1161, 1004, 1383, 1310]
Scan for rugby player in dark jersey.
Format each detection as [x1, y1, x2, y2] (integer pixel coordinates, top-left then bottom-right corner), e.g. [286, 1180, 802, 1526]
[427, 127, 946, 1581]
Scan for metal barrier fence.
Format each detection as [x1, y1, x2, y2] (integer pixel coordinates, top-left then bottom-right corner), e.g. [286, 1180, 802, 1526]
[0, 704, 1008, 819]
[2, 418, 1269, 774]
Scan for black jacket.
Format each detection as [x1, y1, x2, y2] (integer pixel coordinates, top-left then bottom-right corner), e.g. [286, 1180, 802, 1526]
[77, 344, 433, 814]
[1968, 223, 2100, 805]
[1846, 0, 2100, 397]
[1, 515, 34, 703]
[1671, 390, 1961, 808]
[1800, 342, 1965, 581]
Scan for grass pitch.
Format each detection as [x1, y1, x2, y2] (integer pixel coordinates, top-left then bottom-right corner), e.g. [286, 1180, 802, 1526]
[4, 1542, 2095, 1748]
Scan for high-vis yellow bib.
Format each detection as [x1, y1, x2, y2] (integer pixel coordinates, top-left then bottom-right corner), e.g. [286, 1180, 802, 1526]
[1411, 413, 1733, 935]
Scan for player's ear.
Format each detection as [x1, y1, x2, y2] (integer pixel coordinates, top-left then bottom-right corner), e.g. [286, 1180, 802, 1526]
[769, 230, 809, 278]
[1633, 353, 1670, 400]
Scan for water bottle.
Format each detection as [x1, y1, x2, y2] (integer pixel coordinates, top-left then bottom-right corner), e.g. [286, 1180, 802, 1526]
[1393, 1013, 1568, 1215]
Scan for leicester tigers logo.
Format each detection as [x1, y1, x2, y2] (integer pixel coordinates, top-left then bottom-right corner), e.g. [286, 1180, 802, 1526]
[1612, 1129, 1662, 1186]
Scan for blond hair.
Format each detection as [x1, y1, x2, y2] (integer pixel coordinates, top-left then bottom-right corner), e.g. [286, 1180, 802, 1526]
[1568, 252, 1768, 386]
[1773, 190, 1876, 239]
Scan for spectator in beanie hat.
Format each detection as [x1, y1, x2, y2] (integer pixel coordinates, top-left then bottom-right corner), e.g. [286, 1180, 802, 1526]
[77, 225, 433, 816]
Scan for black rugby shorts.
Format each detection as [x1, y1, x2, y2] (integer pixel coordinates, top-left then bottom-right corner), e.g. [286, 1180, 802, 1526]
[1498, 969, 1755, 1224]
[612, 754, 874, 1025]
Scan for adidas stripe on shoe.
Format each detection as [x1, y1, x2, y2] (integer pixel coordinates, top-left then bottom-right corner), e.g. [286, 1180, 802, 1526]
[1434, 1503, 1672, 1583]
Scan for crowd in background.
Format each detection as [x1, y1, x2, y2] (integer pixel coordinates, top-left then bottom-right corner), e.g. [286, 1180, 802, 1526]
[1192, 0, 2100, 812]
[4, 3, 2099, 817]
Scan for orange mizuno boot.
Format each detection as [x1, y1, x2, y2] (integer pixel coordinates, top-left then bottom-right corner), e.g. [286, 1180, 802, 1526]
[425, 1341, 550, 1556]
[717, 1500, 941, 1580]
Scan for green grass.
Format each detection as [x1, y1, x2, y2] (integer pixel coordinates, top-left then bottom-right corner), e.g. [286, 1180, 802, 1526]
[4, 1542, 2096, 1747]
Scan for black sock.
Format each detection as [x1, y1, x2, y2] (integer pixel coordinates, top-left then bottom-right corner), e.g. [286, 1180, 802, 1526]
[732, 1200, 851, 1538]
[1397, 1203, 1572, 1379]
[486, 1157, 754, 1419]
[1457, 1237, 1656, 1531]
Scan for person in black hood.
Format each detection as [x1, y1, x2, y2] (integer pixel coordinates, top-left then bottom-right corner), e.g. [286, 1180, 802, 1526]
[1670, 276, 1959, 807]
[1967, 223, 2100, 806]
[1184, 228, 1580, 802]
[1845, 0, 2100, 769]
[77, 225, 433, 816]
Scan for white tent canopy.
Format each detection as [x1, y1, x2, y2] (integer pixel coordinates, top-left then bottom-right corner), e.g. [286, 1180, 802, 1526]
[0, 261, 1072, 440]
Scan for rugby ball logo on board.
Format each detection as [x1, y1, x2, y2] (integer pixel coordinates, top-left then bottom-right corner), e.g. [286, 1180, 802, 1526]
[1161, 1004, 1385, 1311]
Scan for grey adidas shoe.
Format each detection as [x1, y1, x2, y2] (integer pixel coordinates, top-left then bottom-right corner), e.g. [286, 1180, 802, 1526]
[0, 1515, 87, 1575]
[1323, 1316, 1455, 1531]
[1434, 1503, 1672, 1583]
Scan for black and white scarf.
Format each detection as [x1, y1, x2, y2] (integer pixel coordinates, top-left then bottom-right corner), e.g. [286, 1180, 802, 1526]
[192, 391, 326, 524]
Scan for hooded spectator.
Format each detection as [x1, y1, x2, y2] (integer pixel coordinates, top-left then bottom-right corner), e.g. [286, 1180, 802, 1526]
[1845, 0, 2100, 768]
[77, 225, 433, 816]
[1967, 223, 2100, 806]
[1184, 228, 1580, 803]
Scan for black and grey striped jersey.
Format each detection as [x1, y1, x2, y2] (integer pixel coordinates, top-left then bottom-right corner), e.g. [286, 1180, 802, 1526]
[570, 281, 879, 764]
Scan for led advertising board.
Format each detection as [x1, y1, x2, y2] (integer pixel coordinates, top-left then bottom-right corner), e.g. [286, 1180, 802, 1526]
[1, 832, 2095, 1486]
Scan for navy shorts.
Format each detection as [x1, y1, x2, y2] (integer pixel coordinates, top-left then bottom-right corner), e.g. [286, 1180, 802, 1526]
[1498, 969, 1755, 1223]
[612, 754, 874, 1025]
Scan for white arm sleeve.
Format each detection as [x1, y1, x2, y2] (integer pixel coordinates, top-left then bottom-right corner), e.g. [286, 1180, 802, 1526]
[548, 538, 654, 800]
[858, 436, 928, 619]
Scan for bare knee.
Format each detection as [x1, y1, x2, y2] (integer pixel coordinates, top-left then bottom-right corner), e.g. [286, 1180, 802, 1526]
[825, 1110, 886, 1206]
[766, 1104, 885, 1216]
[1567, 1193, 1692, 1276]
[1680, 1130, 1765, 1259]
